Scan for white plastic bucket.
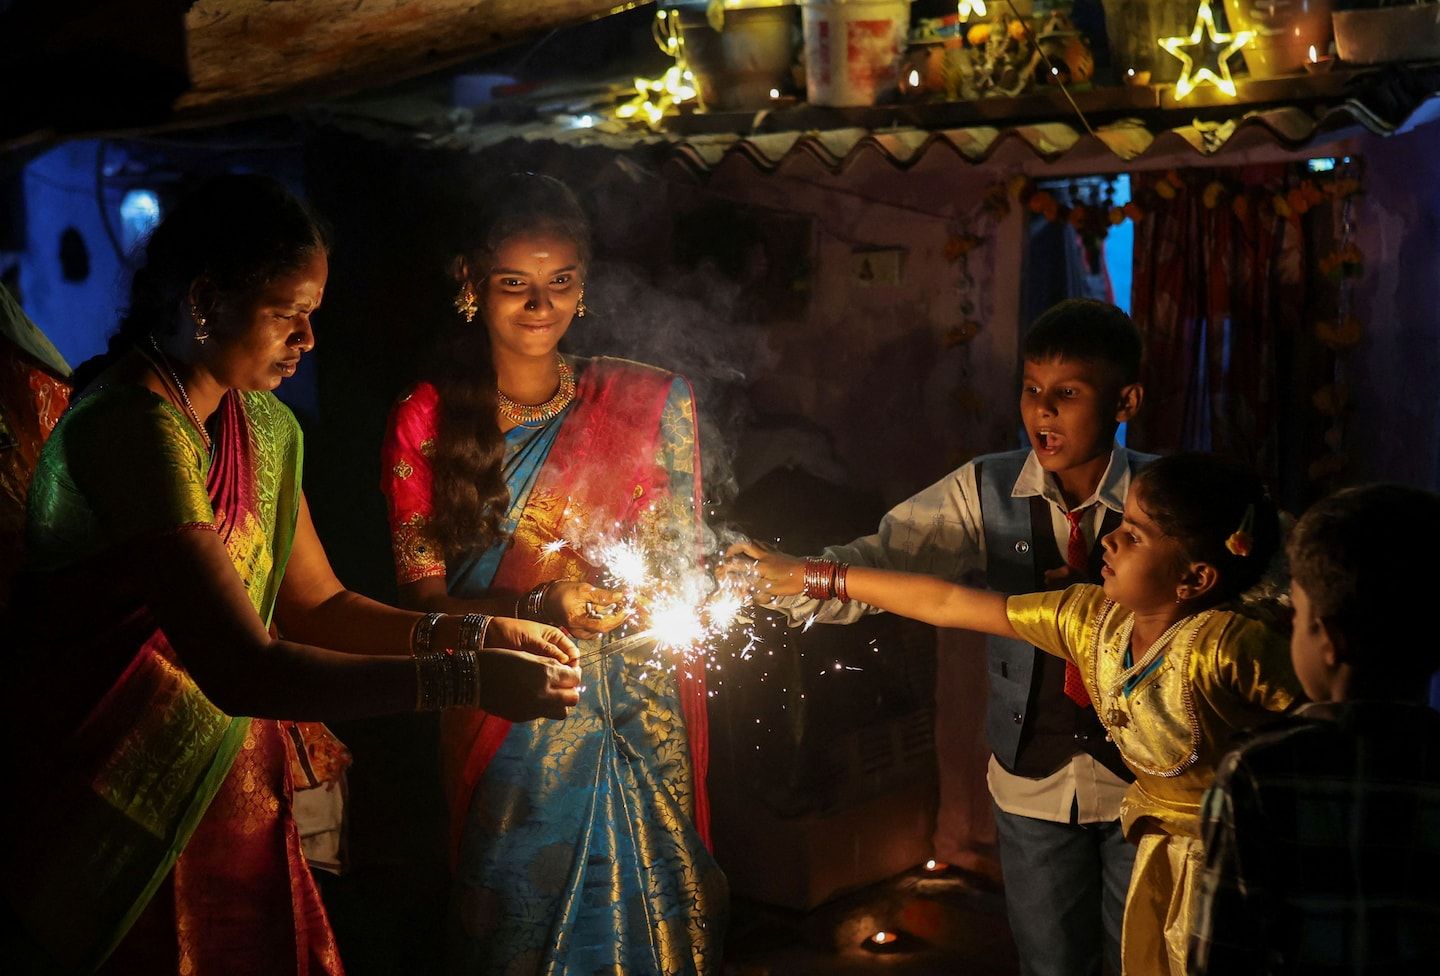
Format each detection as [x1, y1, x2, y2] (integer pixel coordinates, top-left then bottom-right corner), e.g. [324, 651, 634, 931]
[801, 0, 909, 106]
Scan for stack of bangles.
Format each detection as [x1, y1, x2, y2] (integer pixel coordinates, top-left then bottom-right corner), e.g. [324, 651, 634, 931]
[802, 557, 850, 602]
[410, 611, 492, 711]
[516, 581, 556, 624]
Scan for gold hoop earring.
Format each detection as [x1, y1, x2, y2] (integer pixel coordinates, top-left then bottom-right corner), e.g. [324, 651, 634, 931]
[454, 282, 478, 323]
[190, 304, 210, 344]
[575, 290, 587, 319]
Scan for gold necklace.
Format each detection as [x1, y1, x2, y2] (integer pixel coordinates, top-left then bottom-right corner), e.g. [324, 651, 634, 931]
[1111, 612, 1196, 693]
[497, 356, 575, 427]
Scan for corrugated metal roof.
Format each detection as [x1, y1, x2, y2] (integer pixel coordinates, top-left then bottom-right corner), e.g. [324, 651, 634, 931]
[668, 98, 1439, 174]
[314, 65, 1440, 173]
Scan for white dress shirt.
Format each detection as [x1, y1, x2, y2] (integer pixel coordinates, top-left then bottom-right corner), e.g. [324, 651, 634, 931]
[774, 444, 1139, 824]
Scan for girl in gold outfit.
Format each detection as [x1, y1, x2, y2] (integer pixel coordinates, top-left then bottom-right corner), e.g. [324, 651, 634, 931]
[730, 453, 1303, 976]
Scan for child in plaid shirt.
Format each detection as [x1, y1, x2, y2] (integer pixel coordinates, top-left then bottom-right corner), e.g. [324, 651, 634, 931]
[1190, 484, 1440, 974]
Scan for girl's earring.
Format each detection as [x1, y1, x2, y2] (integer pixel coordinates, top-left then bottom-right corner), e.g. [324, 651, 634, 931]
[575, 289, 587, 319]
[191, 304, 210, 344]
[454, 282, 479, 323]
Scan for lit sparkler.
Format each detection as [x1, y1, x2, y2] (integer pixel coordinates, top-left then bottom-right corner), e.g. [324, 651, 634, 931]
[576, 538, 755, 673]
[648, 591, 708, 651]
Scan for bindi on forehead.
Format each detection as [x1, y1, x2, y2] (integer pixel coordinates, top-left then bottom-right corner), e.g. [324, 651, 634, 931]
[491, 262, 579, 278]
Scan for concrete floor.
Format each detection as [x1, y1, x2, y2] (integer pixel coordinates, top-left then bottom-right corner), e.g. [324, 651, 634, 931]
[321, 862, 1018, 975]
[722, 868, 1018, 976]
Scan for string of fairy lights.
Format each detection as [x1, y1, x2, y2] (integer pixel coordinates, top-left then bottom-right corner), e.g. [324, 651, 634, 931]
[613, 7, 698, 126]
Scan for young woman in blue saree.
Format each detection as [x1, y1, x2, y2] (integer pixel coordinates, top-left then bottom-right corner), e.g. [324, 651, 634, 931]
[381, 173, 726, 975]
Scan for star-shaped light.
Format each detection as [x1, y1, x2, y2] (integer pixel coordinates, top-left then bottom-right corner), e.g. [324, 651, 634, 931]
[1158, 0, 1254, 100]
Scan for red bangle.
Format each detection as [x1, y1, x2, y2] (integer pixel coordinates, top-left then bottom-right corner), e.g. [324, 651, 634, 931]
[834, 562, 850, 603]
[803, 557, 837, 600]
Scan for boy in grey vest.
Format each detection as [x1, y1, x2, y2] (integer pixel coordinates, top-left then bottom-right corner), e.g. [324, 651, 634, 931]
[770, 299, 1150, 976]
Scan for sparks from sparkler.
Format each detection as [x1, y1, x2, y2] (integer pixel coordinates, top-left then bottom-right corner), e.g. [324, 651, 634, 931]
[574, 538, 755, 673]
[574, 532, 878, 720]
[647, 589, 707, 651]
[538, 538, 570, 560]
[705, 588, 746, 634]
[599, 538, 652, 590]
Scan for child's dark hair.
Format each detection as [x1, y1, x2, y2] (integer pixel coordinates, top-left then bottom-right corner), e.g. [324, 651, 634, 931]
[1288, 484, 1440, 674]
[71, 173, 329, 392]
[1134, 453, 1281, 608]
[1022, 298, 1142, 385]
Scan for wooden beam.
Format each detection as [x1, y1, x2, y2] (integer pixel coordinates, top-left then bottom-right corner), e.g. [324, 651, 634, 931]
[180, 0, 627, 118]
[1, 0, 634, 149]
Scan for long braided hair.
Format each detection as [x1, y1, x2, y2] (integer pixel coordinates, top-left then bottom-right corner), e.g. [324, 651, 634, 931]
[424, 173, 592, 560]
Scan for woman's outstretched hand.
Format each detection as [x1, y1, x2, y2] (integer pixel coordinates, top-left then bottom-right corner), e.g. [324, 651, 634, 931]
[722, 540, 806, 603]
[476, 646, 583, 722]
[486, 617, 579, 665]
[545, 580, 632, 640]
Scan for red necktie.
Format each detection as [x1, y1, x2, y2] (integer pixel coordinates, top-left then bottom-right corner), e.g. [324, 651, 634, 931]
[1062, 507, 1093, 708]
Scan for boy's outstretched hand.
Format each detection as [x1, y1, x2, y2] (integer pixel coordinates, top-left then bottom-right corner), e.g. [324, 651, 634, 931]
[722, 540, 806, 603]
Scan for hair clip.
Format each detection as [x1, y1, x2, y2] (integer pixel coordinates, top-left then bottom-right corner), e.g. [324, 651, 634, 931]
[1225, 503, 1256, 557]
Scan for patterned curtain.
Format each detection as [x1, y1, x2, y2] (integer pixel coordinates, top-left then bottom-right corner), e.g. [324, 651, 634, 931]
[1128, 164, 1347, 510]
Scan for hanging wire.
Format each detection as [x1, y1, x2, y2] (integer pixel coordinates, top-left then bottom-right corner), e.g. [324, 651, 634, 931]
[1001, 0, 1098, 139]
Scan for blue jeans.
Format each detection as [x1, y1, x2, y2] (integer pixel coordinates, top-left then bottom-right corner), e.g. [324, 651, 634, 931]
[993, 803, 1135, 976]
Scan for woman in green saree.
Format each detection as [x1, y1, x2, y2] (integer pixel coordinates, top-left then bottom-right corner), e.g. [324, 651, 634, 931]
[3, 174, 583, 975]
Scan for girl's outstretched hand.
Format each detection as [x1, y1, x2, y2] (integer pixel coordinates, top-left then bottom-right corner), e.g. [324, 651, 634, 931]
[722, 540, 806, 603]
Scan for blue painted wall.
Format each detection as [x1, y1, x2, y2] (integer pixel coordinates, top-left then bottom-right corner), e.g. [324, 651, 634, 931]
[18, 140, 131, 368]
[15, 139, 319, 420]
